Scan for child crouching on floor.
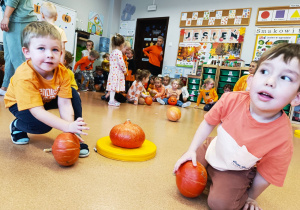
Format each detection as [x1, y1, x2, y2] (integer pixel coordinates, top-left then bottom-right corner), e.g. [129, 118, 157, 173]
[157, 79, 191, 108]
[4, 21, 90, 157]
[126, 69, 151, 105]
[174, 43, 300, 210]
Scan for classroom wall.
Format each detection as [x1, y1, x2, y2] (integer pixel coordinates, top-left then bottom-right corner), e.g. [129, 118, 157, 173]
[120, 0, 298, 66]
[50, 0, 114, 37]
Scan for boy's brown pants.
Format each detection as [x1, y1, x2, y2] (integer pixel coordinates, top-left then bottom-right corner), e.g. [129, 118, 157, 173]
[196, 137, 256, 210]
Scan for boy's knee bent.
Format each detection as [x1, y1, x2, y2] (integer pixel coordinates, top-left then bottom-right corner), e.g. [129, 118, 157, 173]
[26, 122, 52, 134]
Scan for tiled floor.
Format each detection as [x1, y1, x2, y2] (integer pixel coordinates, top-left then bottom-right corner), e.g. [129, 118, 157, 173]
[1, 92, 300, 209]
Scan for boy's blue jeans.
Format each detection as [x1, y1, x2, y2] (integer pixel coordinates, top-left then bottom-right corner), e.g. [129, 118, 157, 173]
[8, 88, 82, 134]
[162, 98, 183, 107]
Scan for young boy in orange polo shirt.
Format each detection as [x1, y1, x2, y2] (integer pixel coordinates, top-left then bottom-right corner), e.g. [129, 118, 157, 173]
[4, 21, 90, 157]
[74, 50, 100, 91]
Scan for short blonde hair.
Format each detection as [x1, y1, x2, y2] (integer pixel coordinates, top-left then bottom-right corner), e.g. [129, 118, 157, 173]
[40, 2, 57, 19]
[202, 78, 214, 89]
[171, 79, 179, 85]
[22, 21, 61, 48]
[124, 41, 131, 48]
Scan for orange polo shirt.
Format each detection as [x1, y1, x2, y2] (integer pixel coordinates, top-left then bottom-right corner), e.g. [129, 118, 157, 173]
[143, 45, 163, 67]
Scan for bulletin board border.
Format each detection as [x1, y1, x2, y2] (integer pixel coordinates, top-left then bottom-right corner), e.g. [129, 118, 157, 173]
[180, 8, 251, 28]
[255, 6, 300, 26]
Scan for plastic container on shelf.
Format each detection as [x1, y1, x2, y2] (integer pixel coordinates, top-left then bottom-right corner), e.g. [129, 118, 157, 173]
[203, 67, 217, 74]
[188, 89, 199, 96]
[217, 88, 224, 94]
[188, 95, 198, 102]
[188, 78, 200, 84]
[218, 81, 236, 88]
[219, 76, 239, 83]
[188, 84, 199, 90]
[220, 70, 240, 77]
[283, 104, 291, 111]
[203, 74, 216, 80]
[241, 70, 250, 76]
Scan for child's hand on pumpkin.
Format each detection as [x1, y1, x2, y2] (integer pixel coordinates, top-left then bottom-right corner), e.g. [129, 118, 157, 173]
[68, 117, 89, 136]
[173, 150, 197, 174]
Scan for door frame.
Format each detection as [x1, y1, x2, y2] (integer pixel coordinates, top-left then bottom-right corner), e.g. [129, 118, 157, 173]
[134, 17, 169, 73]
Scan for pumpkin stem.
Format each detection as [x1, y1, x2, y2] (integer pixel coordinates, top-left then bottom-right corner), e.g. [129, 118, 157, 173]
[43, 148, 52, 152]
[125, 119, 132, 124]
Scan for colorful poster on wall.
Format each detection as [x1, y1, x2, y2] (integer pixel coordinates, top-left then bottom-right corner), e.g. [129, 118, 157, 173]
[177, 27, 245, 67]
[253, 34, 297, 61]
[256, 6, 300, 25]
[87, 11, 104, 36]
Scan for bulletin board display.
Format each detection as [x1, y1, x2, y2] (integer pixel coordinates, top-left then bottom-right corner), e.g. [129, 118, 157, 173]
[32, 0, 77, 53]
[256, 6, 300, 26]
[177, 28, 245, 67]
[180, 8, 251, 27]
[252, 34, 298, 61]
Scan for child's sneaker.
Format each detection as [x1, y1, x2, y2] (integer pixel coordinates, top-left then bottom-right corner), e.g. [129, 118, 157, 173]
[108, 101, 120, 107]
[156, 98, 165, 105]
[10, 119, 30, 145]
[182, 101, 191, 108]
[79, 142, 90, 158]
[101, 95, 107, 100]
[81, 88, 88, 92]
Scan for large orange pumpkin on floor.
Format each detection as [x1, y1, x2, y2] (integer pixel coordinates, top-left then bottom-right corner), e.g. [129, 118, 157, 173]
[168, 96, 177, 105]
[176, 161, 207, 198]
[167, 107, 181, 122]
[52, 133, 80, 166]
[145, 96, 153, 105]
[110, 120, 145, 148]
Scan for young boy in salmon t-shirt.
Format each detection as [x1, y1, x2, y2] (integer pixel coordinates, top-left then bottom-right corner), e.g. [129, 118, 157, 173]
[4, 21, 90, 158]
[74, 50, 100, 91]
[174, 43, 300, 210]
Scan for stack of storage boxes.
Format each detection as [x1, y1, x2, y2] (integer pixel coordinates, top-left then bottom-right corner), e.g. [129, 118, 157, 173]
[201, 66, 217, 104]
[217, 68, 239, 98]
[187, 77, 200, 102]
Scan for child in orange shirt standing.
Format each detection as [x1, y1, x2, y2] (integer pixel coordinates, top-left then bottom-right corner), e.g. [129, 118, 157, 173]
[74, 50, 100, 91]
[149, 77, 165, 102]
[127, 69, 151, 105]
[4, 21, 90, 157]
[194, 78, 218, 111]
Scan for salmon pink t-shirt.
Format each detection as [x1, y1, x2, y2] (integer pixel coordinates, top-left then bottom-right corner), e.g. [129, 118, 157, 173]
[4, 60, 72, 111]
[204, 91, 293, 187]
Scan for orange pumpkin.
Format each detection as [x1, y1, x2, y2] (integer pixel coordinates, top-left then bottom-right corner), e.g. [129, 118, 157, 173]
[176, 161, 207, 198]
[145, 96, 153, 105]
[52, 133, 80, 166]
[110, 120, 145, 148]
[168, 96, 177, 105]
[167, 107, 181, 122]
[62, 13, 71, 23]
[207, 98, 213, 103]
[34, 4, 40, 14]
